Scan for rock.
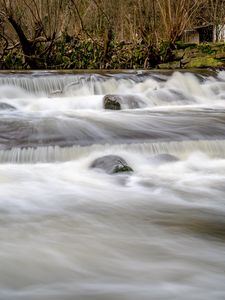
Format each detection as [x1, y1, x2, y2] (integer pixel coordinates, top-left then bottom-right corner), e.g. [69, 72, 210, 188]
[184, 56, 223, 69]
[103, 94, 146, 110]
[215, 53, 225, 61]
[158, 61, 181, 69]
[180, 57, 191, 66]
[49, 90, 63, 97]
[0, 103, 16, 110]
[90, 155, 133, 174]
[173, 49, 185, 61]
[104, 95, 121, 110]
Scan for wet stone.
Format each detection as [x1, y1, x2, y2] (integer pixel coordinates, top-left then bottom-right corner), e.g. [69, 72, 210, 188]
[90, 155, 133, 174]
[0, 103, 16, 110]
[103, 94, 146, 110]
[49, 90, 63, 97]
[104, 95, 121, 110]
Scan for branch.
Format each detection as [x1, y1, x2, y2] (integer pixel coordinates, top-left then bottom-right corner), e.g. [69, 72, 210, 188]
[92, 0, 111, 27]
[0, 32, 8, 60]
[70, 0, 103, 48]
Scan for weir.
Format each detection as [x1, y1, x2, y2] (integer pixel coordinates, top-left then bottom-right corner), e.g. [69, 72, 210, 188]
[0, 71, 223, 109]
[0, 73, 140, 95]
[0, 139, 224, 163]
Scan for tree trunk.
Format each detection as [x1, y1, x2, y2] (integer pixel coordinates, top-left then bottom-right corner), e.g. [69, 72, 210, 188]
[8, 16, 43, 69]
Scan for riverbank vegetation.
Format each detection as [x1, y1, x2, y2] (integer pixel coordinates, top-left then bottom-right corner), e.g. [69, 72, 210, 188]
[0, 0, 225, 70]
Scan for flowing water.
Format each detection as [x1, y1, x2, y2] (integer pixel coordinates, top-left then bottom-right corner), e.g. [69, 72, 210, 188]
[0, 70, 225, 300]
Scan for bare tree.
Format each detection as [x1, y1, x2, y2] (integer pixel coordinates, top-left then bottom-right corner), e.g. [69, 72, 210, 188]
[0, 0, 71, 68]
[156, 0, 204, 44]
[0, 0, 222, 69]
[204, 0, 225, 41]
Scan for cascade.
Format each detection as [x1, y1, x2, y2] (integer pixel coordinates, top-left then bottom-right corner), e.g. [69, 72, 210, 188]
[0, 70, 225, 300]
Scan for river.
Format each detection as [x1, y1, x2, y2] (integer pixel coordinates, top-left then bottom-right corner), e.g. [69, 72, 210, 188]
[0, 70, 225, 299]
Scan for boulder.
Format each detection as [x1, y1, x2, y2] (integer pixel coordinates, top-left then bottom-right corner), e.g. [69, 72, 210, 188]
[183, 56, 223, 69]
[90, 155, 133, 174]
[158, 61, 181, 69]
[0, 103, 16, 110]
[104, 95, 121, 110]
[103, 94, 146, 110]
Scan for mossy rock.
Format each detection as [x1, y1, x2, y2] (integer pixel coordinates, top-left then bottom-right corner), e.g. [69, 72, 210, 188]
[215, 53, 225, 61]
[104, 95, 121, 110]
[158, 61, 181, 69]
[0, 103, 16, 110]
[211, 44, 225, 53]
[175, 41, 198, 50]
[173, 49, 185, 61]
[114, 165, 133, 173]
[184, 56, 224, 68]
[103, 94, 146, 110]
[183, 48, 205, 59]
[90, 155, 133, 174]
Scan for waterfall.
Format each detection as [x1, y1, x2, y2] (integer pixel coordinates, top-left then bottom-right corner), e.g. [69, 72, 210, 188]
[0, 139, 224, 163]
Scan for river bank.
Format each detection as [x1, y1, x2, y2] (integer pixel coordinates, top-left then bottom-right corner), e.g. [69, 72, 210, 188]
[159, 42, 225, 69]
[1, 39, 225, 70]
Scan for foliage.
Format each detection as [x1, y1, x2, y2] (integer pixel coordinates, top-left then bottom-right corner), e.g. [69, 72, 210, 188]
[0, 0, 225, 69]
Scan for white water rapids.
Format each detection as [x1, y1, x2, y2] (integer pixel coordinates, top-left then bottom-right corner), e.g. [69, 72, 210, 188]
[0, 70, 225, 300]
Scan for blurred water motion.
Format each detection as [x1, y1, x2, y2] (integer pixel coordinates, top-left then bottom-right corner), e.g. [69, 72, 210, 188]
[0, 71, 225, 300]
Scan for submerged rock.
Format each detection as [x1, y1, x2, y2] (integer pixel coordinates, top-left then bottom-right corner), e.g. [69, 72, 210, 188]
[49, 90, 63, 97]
[150, 153, 179, 165]
[90, 155, 133, 174]
[0, 103, 16, 110]
[103, 94, 146, 110]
